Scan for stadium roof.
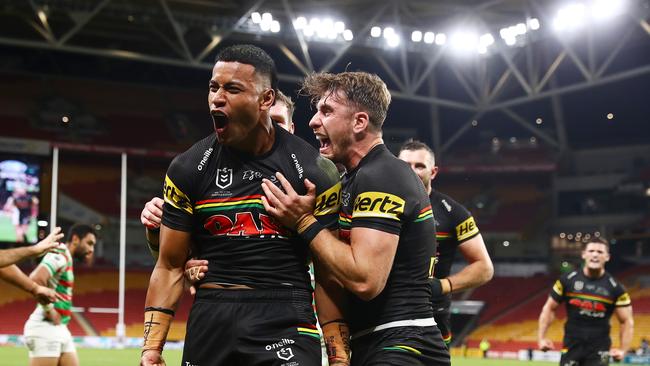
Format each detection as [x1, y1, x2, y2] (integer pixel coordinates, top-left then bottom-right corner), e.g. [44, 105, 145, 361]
[1, 0, 649, 153]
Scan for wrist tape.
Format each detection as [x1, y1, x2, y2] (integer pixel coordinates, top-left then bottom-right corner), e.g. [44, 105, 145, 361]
[142, 308, 174, 353]
[296, 214, 324, 243]
[322, 320, 351, 364]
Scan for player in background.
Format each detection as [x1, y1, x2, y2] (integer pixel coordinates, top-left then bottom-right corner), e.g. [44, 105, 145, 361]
[538, 237, 634, 365]
[24, 224, 96, 366]
[398, 140, 493, 345]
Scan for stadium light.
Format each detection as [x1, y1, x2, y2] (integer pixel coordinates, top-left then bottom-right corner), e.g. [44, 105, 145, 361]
[371, 26, 382, 38]
[386, 34, 401, 48]
[553, 3, 587, 31]
[435, 33, 446, 45]
[411, 30, 422, 42]
[293, 16, 307, 29]
[343, 29, 353, 41]
[251, 12, 262, 24]
[270, 20, 281, 33]
[423, 31, 435, 44]
[383, 27, 395, 39]
[528, 18, 540, 30]
[292, 16, 353, 42]
[450, 31, 479, 54]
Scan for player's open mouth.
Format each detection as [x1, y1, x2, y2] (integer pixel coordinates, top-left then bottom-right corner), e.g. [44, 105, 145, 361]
[317, 136, 331, 153]
[212, 111, 229, 132]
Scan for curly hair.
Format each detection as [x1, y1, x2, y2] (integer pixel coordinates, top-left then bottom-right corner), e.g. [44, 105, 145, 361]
[301, 71, 391, 131]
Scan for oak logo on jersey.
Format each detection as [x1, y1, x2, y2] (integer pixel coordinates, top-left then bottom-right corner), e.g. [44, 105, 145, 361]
[352, 191, 405, 220]
[455, 216, 479, 241]
[314, 182, 341, 216]
[163, 175, 193, 214]
[216, 167, 233, 189]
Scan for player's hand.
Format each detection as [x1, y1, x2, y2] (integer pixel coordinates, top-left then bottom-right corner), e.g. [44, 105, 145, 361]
[184, 258, 208, 296]
[141, 197, 164, 229]
[32, 285, 57, 304]
[538, 338, 554, 351]
[45, 308, 61, 325]
[610, 348, 625, 361]
[32, 227, 64, 257]
[261, 173, 316, 229]
[141, 349, 166, 366]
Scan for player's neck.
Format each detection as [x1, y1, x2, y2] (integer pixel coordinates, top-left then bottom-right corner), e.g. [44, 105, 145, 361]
[239, 117, 276, 156]
[344, 136, 383, 171]
[583, 266, 605, 278]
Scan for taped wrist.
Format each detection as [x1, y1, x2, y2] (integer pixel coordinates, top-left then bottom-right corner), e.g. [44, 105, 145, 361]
[142, 307, 174, 353]
[296, 214, 324, 244]
[322, 320, 351, 365]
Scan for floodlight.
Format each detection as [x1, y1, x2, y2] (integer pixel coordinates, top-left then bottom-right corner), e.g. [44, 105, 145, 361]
[251, 12, 262, 24]
[270, 20, 281, 33]
[411, 30, 423, 42]
[553, 3, 586, 31]
[591, 0, 625, 20]
[528, 18, 540, 30]
[515, 23, 527, 35]
[479, 33, 495, 47]
[261, 12, 273, 23]
[294, 16, 307, 29]
[423, 31, 435, 44]
[435, 33, 446, 45]
[343, 29, 354, 41]
[383, 27, 395, 38]
[371, 26, 382, 37]
[386, 35, 400, 48]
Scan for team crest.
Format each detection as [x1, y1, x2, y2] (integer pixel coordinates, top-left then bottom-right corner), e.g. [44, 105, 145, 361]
[216, 167, 233, 189]
[277, 347, 294, 361]
[574, 281, 584, 291]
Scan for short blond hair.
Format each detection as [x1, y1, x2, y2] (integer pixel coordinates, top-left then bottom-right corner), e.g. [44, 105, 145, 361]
[301, 71, 391, 131]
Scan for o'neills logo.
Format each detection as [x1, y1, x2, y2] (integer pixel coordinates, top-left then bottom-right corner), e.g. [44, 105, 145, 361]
[291, 153, 303, 178]
[265, 338, 295, 351]
[197, 147, 213, 171]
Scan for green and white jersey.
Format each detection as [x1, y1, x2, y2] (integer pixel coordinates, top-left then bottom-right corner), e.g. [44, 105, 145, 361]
[29, 245, 74, 325]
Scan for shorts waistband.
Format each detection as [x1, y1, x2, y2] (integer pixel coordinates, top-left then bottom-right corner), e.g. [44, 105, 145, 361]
[351, 317, 437, 340]
[195, 287, 312, 303]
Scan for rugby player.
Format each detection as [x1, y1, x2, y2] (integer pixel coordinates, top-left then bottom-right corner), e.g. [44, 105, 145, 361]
[24, 224, 96, 366]
[538, 237, 634, 365]
[140, 45, 343, 366]
[398, 140, 493, 345]
[261, 71, 451, 365]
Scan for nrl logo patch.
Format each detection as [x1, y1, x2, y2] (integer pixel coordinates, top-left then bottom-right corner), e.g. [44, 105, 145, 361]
[276, 347, 294, 361]
[574, 281, 584, 291]
[216, 167, 233, 189]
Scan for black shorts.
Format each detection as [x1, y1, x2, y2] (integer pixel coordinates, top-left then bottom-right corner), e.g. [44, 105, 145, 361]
[432, 308, 451, 344]
[560, 336, 611, 366]
[182, 288, 321, 366]
[350, 326, 450, 366]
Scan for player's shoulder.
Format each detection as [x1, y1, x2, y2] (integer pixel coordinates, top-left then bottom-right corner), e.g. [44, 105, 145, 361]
[603, 271, 623, 289]
[432, 190, 469, 212]
[563, 270, 580, 282]
[277, 130, 339, 182]
[356, 145, 412, 186]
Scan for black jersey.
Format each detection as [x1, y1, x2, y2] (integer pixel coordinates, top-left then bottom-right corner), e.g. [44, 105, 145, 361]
[430, 190, 480, 306]
[550, 270, 631, 339]
[162, 126, 341, 290]
[339, 144, 436, 333]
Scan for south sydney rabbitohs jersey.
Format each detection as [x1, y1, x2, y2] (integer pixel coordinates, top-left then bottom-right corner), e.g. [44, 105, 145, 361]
[339, 144, 436, 334]
[550, 270, 631, 339]
[162, 126, 341, 290]
[430, 190, 480, 307]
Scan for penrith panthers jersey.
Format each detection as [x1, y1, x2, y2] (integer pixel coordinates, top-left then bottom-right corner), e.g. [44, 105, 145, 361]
[162, 125, 341, 290]
[339, 144, 436, 334]
[550, 269, 631, 339]
[430, 189, 480, 307]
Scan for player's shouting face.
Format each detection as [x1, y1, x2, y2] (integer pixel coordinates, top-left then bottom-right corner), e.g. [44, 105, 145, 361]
[208, 61, 274, 146]
[582, 242, 610, 271]
[308, 90, 355, 165]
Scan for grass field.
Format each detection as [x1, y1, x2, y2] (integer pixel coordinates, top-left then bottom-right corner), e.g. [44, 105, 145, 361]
[0, 346, 558, 366]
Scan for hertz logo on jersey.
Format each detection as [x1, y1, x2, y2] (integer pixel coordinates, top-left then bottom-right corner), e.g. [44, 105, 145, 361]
[352, 191, 405, 221]
[163, 175, 193, 214]
[314, 182, 341, 216]
[455, 216, 479, 241]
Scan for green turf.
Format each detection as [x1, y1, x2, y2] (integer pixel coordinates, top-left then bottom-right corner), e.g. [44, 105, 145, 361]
[0, 346, 559, 366]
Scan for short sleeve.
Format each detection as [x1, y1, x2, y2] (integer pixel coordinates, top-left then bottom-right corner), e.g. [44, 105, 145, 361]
[309, 156, 341, 230]
[614, 282, 631, 307]
[39, 251, 67, 276]
[549, 278, 565, 302]
[162, 155, 195, 232]
[448, 199, 479, 243]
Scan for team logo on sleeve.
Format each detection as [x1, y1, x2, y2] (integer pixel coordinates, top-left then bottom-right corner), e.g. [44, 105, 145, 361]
[163, 175, 193, 214]
[616, 292, 631, 306]
[352, 192, 405, 221]
[216, 167, 233, 188]
[552, 280, 563, 295]
[455, 216, 479, 241]
[314, 182, 341, 216]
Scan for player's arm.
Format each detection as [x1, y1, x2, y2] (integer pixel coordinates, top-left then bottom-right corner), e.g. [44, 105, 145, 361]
[537, 296, 560, 351]
[611, 300, 634, 360]
[0, 227, 63, 267]
[29, 258, 62, 324]
[261, 173, 397, 300]
[141, 197, 164, 260]
[141, 224, 190, 366]
[0, 265, 56, 303]
[444, 234, 493, 294]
